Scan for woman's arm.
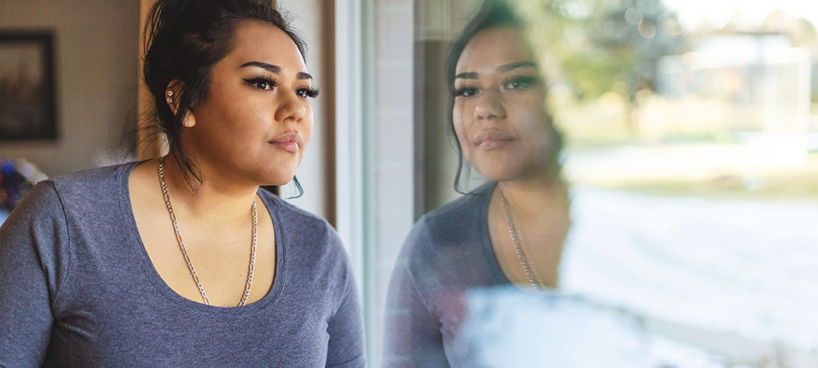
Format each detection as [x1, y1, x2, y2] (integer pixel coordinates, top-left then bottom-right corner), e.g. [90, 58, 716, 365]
[325, 237, 366, 368]
[382, 227, 451, 368]
[0, 182, 69, 366]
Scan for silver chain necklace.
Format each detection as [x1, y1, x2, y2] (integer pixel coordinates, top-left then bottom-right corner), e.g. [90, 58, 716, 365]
[498, 187, 550, 294]
[158, 158, 258, 307]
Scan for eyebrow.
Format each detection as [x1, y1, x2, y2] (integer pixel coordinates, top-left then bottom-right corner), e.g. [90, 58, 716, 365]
[454, 71, 479, 80]
[497, 61, 537, 73]
[454, 61, 538, 80]
[240, 61, 313, 80]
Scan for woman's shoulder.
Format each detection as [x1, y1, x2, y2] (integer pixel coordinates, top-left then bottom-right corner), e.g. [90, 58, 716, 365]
[413, 182, 495, 237]
[51, 161, 138, 184]
[257, 189, 344, 255]
[44, 161, 139, 205]
[9, 162, 137, 217]
[256, 190, 353, 300]
[257, 189, 334, 236]
[397, 182, 494, 263]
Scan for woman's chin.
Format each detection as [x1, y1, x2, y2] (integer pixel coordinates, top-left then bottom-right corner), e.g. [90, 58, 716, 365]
[476, 166, 547, 183]
[269, 178, 295, 187]
[473, 163, 521, 183]
[256, 172, 296, 187]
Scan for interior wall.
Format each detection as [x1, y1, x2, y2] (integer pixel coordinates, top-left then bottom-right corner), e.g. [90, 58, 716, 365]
[276, 0, 328, 219]
[419, 40, 461, 213]
[416, 0, 483, 214]
[0, 0, 140, 177]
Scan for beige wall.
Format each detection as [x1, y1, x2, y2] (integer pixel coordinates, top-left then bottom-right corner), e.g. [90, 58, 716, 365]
[416, 0, 483, 212]
[0, 0, 140, 177]
[276, 0, 329, 218]
[0, 0, 330, 216]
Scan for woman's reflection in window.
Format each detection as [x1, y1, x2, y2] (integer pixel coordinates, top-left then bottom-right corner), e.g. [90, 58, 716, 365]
[383, 0, 570, 366]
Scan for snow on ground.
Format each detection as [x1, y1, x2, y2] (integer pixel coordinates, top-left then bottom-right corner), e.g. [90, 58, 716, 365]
[560, 186, 818, 351]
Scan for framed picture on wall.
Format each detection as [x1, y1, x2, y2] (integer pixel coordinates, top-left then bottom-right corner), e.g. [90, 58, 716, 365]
[0, 31, 56, 141]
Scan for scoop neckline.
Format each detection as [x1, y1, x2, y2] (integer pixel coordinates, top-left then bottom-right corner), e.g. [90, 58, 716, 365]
[478, 181, 560, 293]
[476, 181, 515, 287]
[116, 160, 287, 313]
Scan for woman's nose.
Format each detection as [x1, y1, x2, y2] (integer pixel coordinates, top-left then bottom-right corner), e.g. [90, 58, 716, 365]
[474, 87, 506, 121]
[275, 89, 306, 123]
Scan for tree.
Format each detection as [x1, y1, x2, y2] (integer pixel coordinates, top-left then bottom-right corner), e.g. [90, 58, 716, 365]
[517, 0, 686, 100]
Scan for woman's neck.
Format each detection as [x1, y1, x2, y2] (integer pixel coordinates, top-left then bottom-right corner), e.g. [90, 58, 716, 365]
[496, 175, 569, 221]
[160, 155, 259, 224]
[489, 172, 570, 290]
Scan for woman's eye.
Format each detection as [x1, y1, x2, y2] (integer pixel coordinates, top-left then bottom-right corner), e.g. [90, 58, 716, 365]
[244, 78, 277, 91]
[255, 81, 270, 90]
[296, 87, 319, 98]
[504, 77, 538, 90]
[454, 86, 479, 98]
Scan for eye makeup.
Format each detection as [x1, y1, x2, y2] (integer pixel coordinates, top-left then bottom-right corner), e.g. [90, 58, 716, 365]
[244, 75, 279, 90]
[243, 75, 319, 98]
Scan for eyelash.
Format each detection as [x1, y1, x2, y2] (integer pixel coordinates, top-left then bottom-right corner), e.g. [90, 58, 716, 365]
[453, 86, 479, 98]
[453, 76, 540, 98]
[245, 76, 279, 91]
[505, 76, 539, 90]
[298, 87, 320, 98]
[243, 76, 320, 99]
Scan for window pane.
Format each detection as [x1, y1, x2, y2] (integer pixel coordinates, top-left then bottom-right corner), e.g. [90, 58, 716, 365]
[380, 0, 818, 366]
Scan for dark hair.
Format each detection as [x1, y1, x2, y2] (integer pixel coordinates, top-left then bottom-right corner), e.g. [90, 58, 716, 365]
[445, 0, 564, 193]
[142, 0, 306, 195]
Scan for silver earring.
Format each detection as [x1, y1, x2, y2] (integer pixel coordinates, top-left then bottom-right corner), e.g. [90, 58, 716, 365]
[166, 96, 173, 104]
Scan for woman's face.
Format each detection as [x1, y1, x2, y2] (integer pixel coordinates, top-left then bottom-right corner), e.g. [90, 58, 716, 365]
[185, 21, 315, 186]
[453, 26, 557, 182]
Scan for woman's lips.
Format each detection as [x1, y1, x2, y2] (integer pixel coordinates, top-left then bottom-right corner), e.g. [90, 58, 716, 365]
[474, 130, 514, 150]
[270, 132, 303, 153]
[273, 141, 299, 153]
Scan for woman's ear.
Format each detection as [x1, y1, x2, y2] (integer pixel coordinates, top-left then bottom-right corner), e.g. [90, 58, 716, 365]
[164, 80, 185, 116]
[182, 111, 197, 128]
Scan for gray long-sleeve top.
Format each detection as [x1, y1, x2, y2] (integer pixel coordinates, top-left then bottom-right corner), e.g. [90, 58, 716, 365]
[0, 162, 365, 367]
[383, 182, 507, 367]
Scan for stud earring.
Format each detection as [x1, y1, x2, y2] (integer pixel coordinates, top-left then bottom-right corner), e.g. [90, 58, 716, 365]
[166, 91, 173, 104]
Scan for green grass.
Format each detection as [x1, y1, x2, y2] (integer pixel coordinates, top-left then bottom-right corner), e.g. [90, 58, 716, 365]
[595, 175, 818, 201]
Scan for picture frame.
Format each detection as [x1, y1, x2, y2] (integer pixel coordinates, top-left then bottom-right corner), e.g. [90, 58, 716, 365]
[0, 31, 56, 141]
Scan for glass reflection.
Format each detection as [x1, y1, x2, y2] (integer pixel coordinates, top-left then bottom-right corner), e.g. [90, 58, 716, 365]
[384, 0, 747, 367]
[384, 0, 573, 365]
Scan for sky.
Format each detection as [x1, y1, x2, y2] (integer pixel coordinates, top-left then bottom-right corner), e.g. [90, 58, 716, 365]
[662, 0, 818, 31]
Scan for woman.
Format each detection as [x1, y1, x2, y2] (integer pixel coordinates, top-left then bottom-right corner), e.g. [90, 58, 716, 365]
[0, 1, 365, 366]
[383, 1, 570, 366]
